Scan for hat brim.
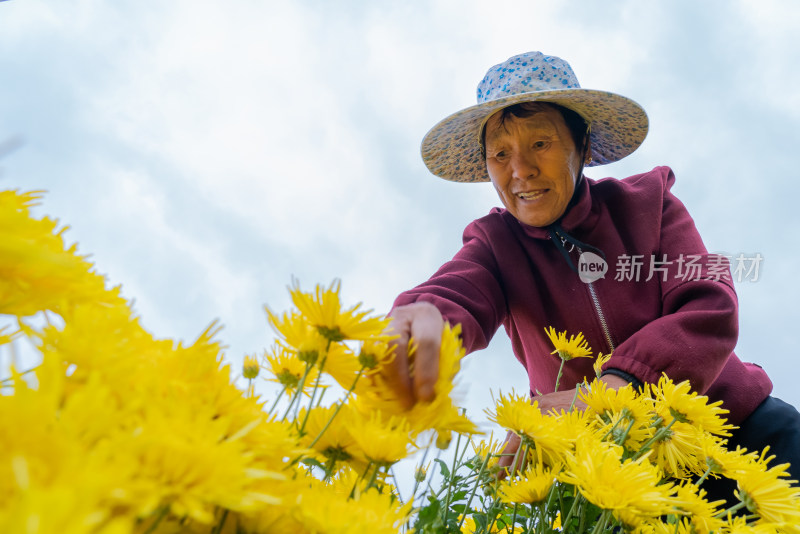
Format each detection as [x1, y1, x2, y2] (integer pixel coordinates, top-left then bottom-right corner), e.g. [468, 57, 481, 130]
[420, 88, 649, 183]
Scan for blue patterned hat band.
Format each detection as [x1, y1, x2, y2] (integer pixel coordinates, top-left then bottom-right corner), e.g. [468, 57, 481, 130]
[421, 51, 649, 183]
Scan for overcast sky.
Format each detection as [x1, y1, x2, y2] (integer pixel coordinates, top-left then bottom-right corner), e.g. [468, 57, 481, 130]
[2, 0, 799, 434]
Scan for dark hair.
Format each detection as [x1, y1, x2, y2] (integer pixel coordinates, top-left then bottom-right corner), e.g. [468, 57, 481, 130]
[480, 102, 589, 158]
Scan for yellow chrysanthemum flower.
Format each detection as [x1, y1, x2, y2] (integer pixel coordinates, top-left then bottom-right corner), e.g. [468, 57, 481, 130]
[288, 279, 390, 342]
[672, 481, 725, 534]
[265, 307, 328, 363]
[731, 453, 800, 526]
[460, 515, 525, 533]
[559, 439, 676, 527]
[593, 351, 613, 377]
[580, 379, 654, 449]
[298, 404, 358, 464]
[348, 411, 414, 465]
[723, 516, 786, 534]
[0, 190, 120, 318]
[547, 406, 595, 443]
[355, 323, 479, 442]
[650, 420, 706, 479]
[293, 483, 413, 534]
[264, 345, 323, 396]
[651, 375, 733, 436]
[647, 518, 695, 534]
[497, 462, 558, 504]
[357, 338, 396, 373]
[544, 326, 593, 360]
[471, 432, 503, 470]
[696, 433, 755, 480]
[487, 392, 572, 465]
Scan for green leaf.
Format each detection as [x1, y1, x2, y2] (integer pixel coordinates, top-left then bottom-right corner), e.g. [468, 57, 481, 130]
[472, 514, 488, 532]
[434, 458, 451, 479]
[452, 490, 468, 502]
[300, 457, 325, 470]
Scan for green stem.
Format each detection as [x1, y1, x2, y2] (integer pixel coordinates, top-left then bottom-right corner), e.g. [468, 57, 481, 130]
[0, 367, 38, 384]
[715, 500, 746, 519]
[561, 489, 582, 530]
[211, 509, 229, 534]
[457, 449, 493, 531]
[416, 447, 443, 507]
[266, 386, 286, 417]
[568, 382, 583, 412]
[616, 417, 636, 447]
[442, 432, 463, 525]
[509, 503, 519, 534]
[525, 514, 535, 534]
[142, 506, 169, 534]
[554, 357, 566, 393]
[516, 443, 530, 477]
[308, 368, 364, 448]
[538, 501, 548, 531]
[540, 481, 558, 530]
[590, 510, 610, 534]
[411, 442, 432, 500]
[297, 355, 328, 434]
[578, 497, 587, 533]
[632, 418, 678, 460]
[315, 386, 327, 407]
[282, 368, 365, 473]
[389, 466, 404, 503]
[694, 465, 712, 487]
[350, 461, 375, 499]
[486, 509, 500, 534]
[365, 462, 382, 491]
[598, 415, 625, 443]
[281, 363, 313, 421]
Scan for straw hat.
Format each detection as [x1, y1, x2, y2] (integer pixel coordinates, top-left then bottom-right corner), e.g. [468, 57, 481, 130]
[420, 51, 648, 182]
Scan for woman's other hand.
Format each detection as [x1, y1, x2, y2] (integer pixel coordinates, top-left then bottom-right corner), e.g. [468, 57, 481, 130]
[384, 302, 444, 410]
[496, 374, 630, 477]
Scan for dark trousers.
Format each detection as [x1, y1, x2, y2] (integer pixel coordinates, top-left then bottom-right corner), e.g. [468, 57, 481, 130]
[701, 396, 800, 507]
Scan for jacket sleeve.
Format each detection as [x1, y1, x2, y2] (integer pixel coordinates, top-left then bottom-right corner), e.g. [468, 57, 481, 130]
[391, 218, 508, 353]
[603, 169, 740, 394]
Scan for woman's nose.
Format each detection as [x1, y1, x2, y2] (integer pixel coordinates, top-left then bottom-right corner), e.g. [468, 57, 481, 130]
[510, 151, 538, 180]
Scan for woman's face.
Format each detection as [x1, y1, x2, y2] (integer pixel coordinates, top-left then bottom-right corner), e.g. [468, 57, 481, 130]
[484, 106, 583, 227]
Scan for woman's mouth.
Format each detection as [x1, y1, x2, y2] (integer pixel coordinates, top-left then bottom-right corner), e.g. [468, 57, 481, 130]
[517, 189, 548, 200]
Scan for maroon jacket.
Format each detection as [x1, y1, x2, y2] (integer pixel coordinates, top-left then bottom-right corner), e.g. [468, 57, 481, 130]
[393, 166, 771, 424]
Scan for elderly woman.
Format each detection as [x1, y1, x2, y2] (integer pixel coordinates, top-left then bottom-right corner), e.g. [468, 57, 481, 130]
[384, 52, 800, 495]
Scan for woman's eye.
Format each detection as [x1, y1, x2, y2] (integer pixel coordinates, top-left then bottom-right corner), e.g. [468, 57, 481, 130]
[494, 150, 507, 160]
[533, 140, 548, 149]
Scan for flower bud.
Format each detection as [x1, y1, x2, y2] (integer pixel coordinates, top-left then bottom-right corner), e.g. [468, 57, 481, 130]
[243, 355, 260, 379]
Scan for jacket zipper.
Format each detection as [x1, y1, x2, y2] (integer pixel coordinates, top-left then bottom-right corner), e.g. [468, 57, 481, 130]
[586, 280, 615, 353]
[574, 245, 615, 353]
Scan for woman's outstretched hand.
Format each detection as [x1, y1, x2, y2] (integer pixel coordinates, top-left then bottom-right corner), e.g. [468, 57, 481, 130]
[383, 301, 444, 410]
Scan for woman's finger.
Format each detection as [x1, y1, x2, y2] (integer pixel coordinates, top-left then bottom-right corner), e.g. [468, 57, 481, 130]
[496, 430, 521, 479]
[408, 303, 443, 402]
